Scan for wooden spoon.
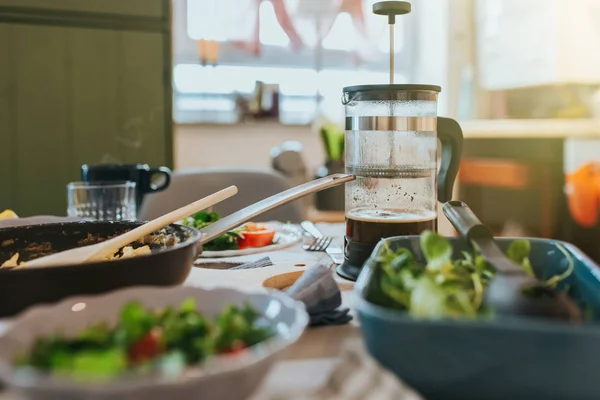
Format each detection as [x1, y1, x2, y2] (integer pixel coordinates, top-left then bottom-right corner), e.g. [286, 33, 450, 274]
[21, 186, 238, 268]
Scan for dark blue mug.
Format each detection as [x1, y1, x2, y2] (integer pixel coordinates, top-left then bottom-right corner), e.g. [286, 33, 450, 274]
[81, 164, 171, 209]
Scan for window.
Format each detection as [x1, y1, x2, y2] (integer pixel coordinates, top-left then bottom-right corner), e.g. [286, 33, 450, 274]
[172, 0, 417, 124]
[259, 1, 291, 47]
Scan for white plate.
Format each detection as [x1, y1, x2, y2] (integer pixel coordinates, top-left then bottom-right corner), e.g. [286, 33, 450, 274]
[199, 231, 300, 258]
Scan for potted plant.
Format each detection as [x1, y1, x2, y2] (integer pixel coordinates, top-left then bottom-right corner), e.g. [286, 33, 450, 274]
[314, 123, 345, 211]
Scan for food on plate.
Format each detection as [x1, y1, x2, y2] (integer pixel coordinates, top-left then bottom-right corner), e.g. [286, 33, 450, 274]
[14, 297, 272, 381]
[378, 231, 575, 319]
[181, 212, 277, 251]
[181, 212, 242, 251]
[1, 252, 20, 268]
[0, 245, 153, 270]
[106, 245, 151, 260]
[0, 228, 179, 270]
[237, 222, 276, 250]
[0, 210, 18, 220]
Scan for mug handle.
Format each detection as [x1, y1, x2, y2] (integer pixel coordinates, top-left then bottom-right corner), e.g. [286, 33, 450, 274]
[437, 117, 463, 203]
[148, 166, 172, 192]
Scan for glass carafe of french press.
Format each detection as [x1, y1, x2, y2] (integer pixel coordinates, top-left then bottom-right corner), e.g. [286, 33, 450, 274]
[337, 85, 463, 281]
[335, 0, 464, 281]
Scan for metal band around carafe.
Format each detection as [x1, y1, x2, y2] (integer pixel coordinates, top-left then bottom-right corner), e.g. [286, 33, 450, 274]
[345, 116, 437, 131]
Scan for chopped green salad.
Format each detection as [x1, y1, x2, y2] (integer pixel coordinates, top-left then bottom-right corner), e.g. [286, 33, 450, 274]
[181, 211, 244, 251]
[15, 298, 272, 381]
[377, 231, 574, 319]
[181, 212, 278, 252]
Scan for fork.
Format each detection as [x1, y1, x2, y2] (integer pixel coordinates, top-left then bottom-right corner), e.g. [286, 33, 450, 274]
[301, 221, 333, 252]
[303, 235, 333, 252]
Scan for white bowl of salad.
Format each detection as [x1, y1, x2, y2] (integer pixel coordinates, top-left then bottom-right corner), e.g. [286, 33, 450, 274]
[0, 286, 309, 400]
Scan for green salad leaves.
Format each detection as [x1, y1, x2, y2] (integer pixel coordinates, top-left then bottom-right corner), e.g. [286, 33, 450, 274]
[181, 212, 243, 251]
[15, 298, 272, 381]
[378, 231, 574, 319]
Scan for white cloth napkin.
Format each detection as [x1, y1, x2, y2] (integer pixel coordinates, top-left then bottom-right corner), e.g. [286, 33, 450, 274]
[287, 264, 352, 326]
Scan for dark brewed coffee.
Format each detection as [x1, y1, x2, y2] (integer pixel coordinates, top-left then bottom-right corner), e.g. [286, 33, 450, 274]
[346, 208, 437, 244]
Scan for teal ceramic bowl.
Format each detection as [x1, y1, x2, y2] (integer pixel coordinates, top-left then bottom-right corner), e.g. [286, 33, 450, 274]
[355, 237, 600, 400]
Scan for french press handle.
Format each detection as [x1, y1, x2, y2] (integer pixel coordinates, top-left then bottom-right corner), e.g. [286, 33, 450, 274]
[437, 117, 463, 202]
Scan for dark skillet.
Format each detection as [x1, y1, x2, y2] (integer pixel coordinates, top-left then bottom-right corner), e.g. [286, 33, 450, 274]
[0, 174, 355, 318]
[0, 221, 201, 318]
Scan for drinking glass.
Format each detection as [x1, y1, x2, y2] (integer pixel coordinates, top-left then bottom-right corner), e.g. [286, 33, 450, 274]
[67, 181, 137, 221]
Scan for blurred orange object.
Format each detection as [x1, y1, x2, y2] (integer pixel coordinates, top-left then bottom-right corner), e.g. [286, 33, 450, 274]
[565, 163, 600, 228]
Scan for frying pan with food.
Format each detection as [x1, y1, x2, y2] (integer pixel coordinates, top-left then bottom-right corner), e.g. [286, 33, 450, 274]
[0, 221, 201, 317]
[0, 174, 355, 317]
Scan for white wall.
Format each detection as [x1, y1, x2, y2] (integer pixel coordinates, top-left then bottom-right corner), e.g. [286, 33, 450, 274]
[564, 139, 600, 174]
[174, 123, 324, 173]
[413, 0, 451, 116]
[476, 0, 600, 90]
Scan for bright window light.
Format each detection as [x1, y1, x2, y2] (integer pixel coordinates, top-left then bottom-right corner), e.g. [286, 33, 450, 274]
[176, 97, 235, 112]
[174, 64, 318, 96]
[174, 65, 405, 98]
[322, 12, 355, 51]
[259, 1, 291, 47]
[174, 64, 254, 94]
[378, 21, 405, 53]
[187, 0, 227, 41]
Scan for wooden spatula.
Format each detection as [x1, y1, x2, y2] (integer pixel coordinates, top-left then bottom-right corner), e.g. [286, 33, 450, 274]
[21, 186, 238, 268]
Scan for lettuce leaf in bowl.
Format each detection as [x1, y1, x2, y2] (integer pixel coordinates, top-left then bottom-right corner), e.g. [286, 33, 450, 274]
[378, 231, 573, 319]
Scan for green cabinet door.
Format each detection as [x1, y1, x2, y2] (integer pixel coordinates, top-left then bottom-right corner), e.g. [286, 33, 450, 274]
[1, 23, 170, 216]
[0, 23, 11, 209]
[13, 24, 72, 217]
[70, 28, 121, 170]
[118, 31, 169, 168]
[70, 29, 169, 170]
[0, 0, 165, 18]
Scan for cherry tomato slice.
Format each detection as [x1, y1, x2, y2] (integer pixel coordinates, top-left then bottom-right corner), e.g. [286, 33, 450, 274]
[244, 222, 268, 232]
[237, 229, 276, 249]
[128, 327, 164, 365]
[221, 340, 247, 357]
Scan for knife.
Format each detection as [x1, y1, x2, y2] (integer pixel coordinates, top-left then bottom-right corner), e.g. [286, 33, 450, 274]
[300, 221, 344, 265]
[325, 244, 344, 265]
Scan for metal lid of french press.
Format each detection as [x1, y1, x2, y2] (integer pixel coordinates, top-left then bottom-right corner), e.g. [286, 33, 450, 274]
[344, 84, 441, 94]
[342, 84, 441, 104]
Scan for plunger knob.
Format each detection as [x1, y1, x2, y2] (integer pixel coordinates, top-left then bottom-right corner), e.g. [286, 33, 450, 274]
[373, 1, 411, 24]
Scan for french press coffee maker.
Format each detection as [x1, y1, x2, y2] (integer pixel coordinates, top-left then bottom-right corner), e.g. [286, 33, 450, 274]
[337, 1, 463, 281]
